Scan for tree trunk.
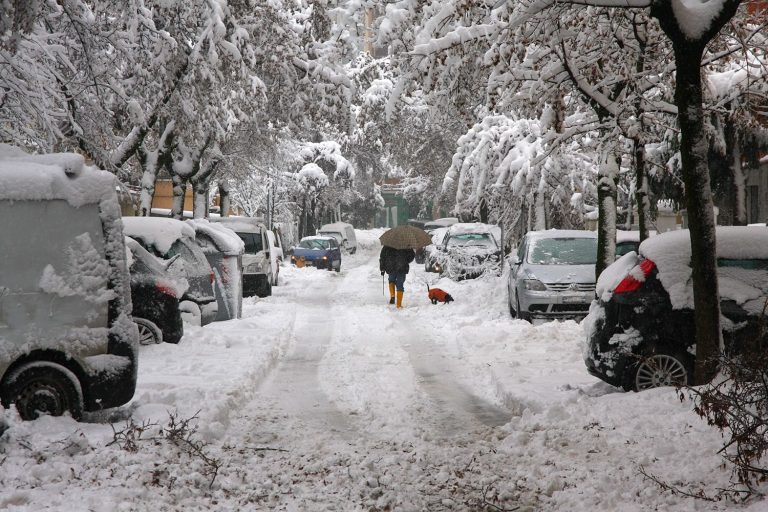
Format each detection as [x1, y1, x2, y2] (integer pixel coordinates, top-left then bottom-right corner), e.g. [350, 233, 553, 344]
[193, 183, 209, 219]
[729, 126, 747, 225]
[219, 182, 231, 217]
[596, 151, 618, 280]
[634, 138, 650, 241]
[138, 146, 158, 217]
[673, 41, 722, 384]
[170, 172, 186, 220]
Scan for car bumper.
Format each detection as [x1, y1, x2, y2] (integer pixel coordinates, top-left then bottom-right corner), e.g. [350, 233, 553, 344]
[291, 257, 333, 269]
[243, 273, 268, 297]
[519, 290, 594, 319]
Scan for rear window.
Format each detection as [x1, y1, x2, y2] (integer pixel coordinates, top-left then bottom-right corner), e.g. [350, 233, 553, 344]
[237, 233, 263, 253]
[528, 237, 597, 265]
[447, 233, 496, 248]
[168, 238, 210, 276]
[615, 241, 640, 258]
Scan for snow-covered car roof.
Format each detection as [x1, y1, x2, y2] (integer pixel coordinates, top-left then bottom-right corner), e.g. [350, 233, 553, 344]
[640, 227, 768, 309]
[527, 229, 597, 240]
[122, 217, 196, 255]
[300, 235, 336, 243]
[210, 216, 265, 234]
[0, 144, 117, 207]
[616, 230, 656, 243]
[186, 219, 245, 256]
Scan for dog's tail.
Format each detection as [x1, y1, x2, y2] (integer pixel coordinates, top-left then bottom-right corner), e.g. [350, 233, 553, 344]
[426, 283, 430, 291]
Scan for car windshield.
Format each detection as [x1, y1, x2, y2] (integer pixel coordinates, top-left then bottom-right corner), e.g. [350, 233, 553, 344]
[615, 241, 640, 258]
[447, 233, 496, 248]
[528, 237, 597, 265]
[237, 232, 263, 253]
[299, 239, 330, 250]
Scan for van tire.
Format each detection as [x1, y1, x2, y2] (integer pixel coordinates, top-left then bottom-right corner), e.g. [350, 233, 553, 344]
[135, 318, 163, 345]
[2, 362, 83, 421]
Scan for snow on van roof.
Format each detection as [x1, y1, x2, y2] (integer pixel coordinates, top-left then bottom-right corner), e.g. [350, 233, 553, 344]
[640, 226, 768, 309]
[210, 216, 264, 234]
[122, 217, 195, 255]
[301, 235, 335, 242]
[0, 144, 116, 207]
[319, 222, 353, 231]
[187, 219, 244, 255]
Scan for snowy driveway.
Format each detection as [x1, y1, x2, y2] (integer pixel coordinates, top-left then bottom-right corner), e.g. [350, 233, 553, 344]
[0, 231, 764, 511]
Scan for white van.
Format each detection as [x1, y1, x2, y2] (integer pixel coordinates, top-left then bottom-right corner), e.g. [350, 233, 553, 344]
[210, 217, 275, 297]
[0, 145, 138, 420]
[318, 222, 357, 254]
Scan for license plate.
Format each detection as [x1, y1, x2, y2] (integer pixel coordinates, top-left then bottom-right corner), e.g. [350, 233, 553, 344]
[562, 295, 586, 304]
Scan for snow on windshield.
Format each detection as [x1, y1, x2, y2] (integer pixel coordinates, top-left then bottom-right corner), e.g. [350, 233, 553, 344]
[447, 233, 495, 248]
[528, 237, 597, 265]
[300, 239, 331, 250]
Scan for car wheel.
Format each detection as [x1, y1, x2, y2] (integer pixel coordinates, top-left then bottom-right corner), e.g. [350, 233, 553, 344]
[634, 352, 690, 391]
[135, 318, 163, 345]
[2, 362, 83, 420]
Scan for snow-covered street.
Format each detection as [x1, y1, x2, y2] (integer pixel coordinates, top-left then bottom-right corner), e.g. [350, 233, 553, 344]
[0, 231, 765, 511]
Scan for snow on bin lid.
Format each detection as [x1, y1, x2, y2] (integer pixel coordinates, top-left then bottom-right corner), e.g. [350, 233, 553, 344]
[0, 144, 115, 206]
[640, 226, 768, 309]
[122, 217, 196, 255]
[187, 219, 245, 255]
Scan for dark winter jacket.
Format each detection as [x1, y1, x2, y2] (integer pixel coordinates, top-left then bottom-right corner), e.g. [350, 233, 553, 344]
[380, 246, 415, 275]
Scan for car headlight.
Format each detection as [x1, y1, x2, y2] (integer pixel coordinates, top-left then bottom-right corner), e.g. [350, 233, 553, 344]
[524, 279, 547, 291]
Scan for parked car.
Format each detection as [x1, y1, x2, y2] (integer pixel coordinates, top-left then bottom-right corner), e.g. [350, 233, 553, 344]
[125, 236, 185, 345]
[291, 236, 342, 271]
[318, 222, 357, 254]
[122, 217, 218, 325]
[411, 218, 437, 264]
[0, 145, 138, 420]
[187, 219, 245, 321]
[210, 217, 274, 297]
[584, 226, 768, 391]
[433, 223, 503, 280]
[424, 227, 450, 272]
[508, 229, 597, 322]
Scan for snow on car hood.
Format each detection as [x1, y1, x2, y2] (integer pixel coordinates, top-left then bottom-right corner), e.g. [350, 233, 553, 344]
[521, 263, 596, 284]
[640, 226, 768, 309]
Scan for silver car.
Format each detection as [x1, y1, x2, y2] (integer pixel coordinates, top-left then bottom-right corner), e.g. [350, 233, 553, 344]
[507, 230, 597, 321]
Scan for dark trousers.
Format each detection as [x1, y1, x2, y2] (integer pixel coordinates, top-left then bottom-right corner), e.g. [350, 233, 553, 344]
[387, 272, 406, 292]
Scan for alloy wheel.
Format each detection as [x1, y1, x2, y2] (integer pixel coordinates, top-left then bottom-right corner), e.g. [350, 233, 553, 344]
[635, 354, 688, 391]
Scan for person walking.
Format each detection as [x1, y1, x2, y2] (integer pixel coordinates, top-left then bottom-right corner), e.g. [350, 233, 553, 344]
[380, 245, 415, 308]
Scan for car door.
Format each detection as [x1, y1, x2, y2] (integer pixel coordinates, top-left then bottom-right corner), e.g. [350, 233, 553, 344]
[330, 239, 341, 265]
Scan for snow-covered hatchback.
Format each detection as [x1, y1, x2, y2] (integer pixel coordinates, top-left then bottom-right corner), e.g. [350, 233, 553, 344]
[584, 227, 768, 391]
[0, 145, 138, 420]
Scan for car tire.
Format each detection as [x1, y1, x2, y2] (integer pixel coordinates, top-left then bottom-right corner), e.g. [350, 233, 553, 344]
[2, 362, 83, 420]
[135, 318, 163, 345]
[632, 351, 691, 391]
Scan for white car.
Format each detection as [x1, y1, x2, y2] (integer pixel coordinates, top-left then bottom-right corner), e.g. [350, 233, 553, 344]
[318, 222, 357, 254]
[210, 217, 274, 297]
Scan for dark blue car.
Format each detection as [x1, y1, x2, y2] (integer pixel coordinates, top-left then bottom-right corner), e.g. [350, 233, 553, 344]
[291, 236, 342, 272]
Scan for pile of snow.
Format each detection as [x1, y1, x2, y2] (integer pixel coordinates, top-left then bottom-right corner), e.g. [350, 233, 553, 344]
[122, 217, 195, 255]
[0, 144, 116, 207]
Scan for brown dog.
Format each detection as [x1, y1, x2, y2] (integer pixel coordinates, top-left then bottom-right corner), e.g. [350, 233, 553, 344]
[427, 284, 454, 305]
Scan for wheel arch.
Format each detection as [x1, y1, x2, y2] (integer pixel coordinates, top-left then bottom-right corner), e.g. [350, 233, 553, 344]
[1, 350, 89, 405]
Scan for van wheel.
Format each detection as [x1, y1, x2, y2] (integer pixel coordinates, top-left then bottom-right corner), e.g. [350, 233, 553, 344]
[2, 362, 83, 420]
[135, 318, 163, 345]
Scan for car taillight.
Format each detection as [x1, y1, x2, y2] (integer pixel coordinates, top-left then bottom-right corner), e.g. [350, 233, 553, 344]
[156, 280, 178, 298]
[614, 258, 656, 294]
